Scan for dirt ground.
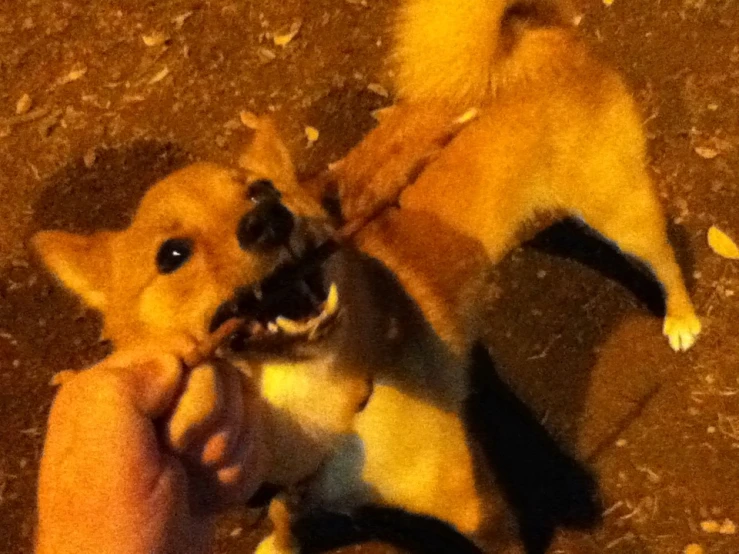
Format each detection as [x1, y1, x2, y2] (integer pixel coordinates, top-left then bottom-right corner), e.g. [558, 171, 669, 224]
[0, 0, 738, 553]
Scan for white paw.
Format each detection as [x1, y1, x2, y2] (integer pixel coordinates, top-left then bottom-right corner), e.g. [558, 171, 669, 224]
[254, 535, 298, 554]
[663, 313, 702, 352]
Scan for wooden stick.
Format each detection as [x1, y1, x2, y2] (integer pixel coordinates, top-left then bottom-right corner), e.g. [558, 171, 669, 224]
[185, 107, 481, 364]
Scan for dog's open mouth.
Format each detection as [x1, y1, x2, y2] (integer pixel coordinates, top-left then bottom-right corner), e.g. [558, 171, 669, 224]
[209, 264, 341, 351]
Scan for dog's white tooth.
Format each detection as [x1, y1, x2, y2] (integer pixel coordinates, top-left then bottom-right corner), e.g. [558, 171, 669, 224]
[276, 316, 309, 335]
[323, 283, 339, 316]
[253, 285, 263, 301]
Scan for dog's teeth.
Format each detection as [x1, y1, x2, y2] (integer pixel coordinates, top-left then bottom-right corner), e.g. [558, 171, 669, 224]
[253, 284, 263, 301]
[275, 316, 310, 335]
[323, 283, 339, 316]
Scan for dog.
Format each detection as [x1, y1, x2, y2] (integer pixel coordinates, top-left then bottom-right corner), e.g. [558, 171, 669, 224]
[329, 0, 702, 352]
[31, 0, 700, 552]
[33, 110, 515, 552]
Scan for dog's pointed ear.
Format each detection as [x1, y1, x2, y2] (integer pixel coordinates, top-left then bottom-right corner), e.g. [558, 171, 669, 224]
[32, 230, 113, 309]
[238, 112, 298, 187]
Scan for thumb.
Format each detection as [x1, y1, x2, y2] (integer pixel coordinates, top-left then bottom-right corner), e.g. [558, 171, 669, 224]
[97, 351, 185, 418]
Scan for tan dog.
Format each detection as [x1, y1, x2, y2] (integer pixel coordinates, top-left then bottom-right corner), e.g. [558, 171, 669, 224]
[33, 108, 511, 553]
[331, 0, 701, 352]
[31, 0, 700, 551]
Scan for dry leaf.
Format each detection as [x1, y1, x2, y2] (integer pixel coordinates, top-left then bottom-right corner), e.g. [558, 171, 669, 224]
[15, 93, 32, 115]
[50, 369, 78, 387]
[83, 149, 97, 168]
[56, 65, 87, 86]
[367, 83, 389, 97]
[273, 20, 302, 47]
[172, 11, 193, 30]
[142, 31, 169, 47]
[700, 520, 720, 533]
[695, 146, 719, 159]
[684, 545, 704, 554]
[305, 126, 319, 142]
[148, 67, 170, 84]
[240, 110, 260, 129]
[257, 48, 276, 63]
[708, 226, 739, 260]
[719, 519, 736, 534]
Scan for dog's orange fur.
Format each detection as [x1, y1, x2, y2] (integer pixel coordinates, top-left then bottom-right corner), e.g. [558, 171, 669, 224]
[32, 0, 702, 551]
[332, 10, 701, 353]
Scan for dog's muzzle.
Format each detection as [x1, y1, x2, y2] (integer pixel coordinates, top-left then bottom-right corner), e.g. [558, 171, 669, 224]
[237, 200, 295, 251]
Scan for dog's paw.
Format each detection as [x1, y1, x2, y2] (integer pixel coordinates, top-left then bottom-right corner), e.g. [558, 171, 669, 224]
[663, 313, 702, 352]
[254, 535, 298, 554]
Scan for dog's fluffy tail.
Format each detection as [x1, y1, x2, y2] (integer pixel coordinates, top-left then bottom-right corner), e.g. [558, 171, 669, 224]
[393, 0, 577, 107]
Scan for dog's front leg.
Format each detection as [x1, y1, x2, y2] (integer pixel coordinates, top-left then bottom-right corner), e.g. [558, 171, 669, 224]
[255, 496, 298, 554]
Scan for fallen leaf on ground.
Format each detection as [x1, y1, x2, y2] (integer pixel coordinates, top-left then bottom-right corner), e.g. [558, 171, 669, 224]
[305, 126, 319, 142]
[83, 149, 96, 168]
[148, 67, 170, 84]
[700, 520, 721, 533]
[50, 369, 78, 387]
[172, 11, 193, 30]
[56, 65, 87, 86]
[367, 83, 389, 97]
[257, 48, 276, 63]
[719, 518, 736, 534]
[15, 94, 32, 115]
[240, 111, 259, 129]
[273, 20, 302, 47]
[142, 31, 169, 47]
[695, 146, 719, 159]
[708, 225, 739, 259]
[684, 545, 703, 554]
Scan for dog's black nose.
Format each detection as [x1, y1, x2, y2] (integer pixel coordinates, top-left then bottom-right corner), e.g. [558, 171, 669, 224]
[237, 201, 294, 250]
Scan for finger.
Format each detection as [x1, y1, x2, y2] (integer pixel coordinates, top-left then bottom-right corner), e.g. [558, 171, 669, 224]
[166, 363, 225, 453]
[95, 351, 184, 418]
[199, 364, 246, 467]
[214, 386, 268, 503]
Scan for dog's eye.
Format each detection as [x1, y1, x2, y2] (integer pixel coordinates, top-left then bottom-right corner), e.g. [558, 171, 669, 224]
[247, 179, 280, 203]
[156, 238, 193, 274]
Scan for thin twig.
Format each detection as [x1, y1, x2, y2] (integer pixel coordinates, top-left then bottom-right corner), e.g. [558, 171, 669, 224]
[193, 108, 480, 361]
[586, 384, 662, 463]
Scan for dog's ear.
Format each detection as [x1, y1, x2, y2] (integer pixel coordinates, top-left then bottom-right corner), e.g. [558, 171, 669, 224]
[238, 112, 298, 188]
[31, 230, 113, 310]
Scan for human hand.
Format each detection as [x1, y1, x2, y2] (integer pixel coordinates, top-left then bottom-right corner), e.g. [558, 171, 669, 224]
[36, 350, 267, 554]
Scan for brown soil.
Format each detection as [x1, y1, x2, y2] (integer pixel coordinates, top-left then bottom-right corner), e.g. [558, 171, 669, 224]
[0, 1, 737, 553]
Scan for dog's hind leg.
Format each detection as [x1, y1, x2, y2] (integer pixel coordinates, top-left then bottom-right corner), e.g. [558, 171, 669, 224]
[576, 172, 701, 352]
[255, 497, 298, 554]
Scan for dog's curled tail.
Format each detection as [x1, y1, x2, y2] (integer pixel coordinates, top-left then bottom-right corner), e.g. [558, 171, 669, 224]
[393, 0, 577, 107]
